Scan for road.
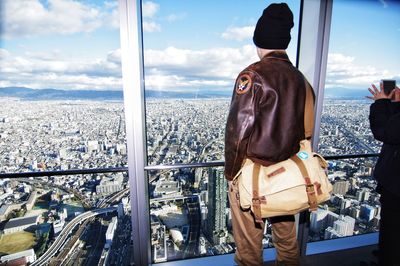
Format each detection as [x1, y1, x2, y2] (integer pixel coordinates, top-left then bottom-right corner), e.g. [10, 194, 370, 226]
[31, 207, 116, 266]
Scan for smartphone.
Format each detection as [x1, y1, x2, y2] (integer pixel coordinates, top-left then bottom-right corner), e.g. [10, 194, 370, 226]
[381, 79, 396, 95]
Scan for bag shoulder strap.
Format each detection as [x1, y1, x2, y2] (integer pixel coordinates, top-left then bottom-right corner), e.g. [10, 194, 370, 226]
[304, 79, 315, 139]
[252, 163, 264, 223]
[299, 78, 318, 210]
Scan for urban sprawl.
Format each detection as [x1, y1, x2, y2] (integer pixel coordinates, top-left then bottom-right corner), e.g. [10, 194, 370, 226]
[0, 97, 382, 264]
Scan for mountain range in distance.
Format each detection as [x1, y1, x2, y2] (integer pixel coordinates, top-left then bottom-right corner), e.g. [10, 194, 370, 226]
[0, 86, 369, 100]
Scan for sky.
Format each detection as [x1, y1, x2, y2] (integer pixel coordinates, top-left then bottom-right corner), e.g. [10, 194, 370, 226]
[0, 0, 399, 92]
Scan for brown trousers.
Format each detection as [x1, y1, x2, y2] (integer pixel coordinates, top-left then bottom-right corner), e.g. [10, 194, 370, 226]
[228, 181, 300, 266]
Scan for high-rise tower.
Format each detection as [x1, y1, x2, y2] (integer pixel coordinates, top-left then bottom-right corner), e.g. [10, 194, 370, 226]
[206, 168, 228, 245]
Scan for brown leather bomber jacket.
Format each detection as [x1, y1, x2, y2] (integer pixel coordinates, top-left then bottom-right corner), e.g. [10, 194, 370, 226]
[224, 51, 314, 180]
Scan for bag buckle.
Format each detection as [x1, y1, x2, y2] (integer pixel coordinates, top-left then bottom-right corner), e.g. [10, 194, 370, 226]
[252, 198, 261, 206]
[252, 196, 266, 205]
[306, 184, 314, 193]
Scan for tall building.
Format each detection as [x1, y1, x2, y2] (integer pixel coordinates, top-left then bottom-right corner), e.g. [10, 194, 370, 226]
[325, 215, 355, 239]
[324, 226, 343, 239]
[332, 180, 350, 195]
[310, 208, 329, 233]
[356, 188, 371, 202]
[340, 198, 352, 214]
[105, 217, 118, 249]
[360, 204, 375, 222]
[349, 206, 361, 219]
[206, 168, 227, 245]
[333, 219, 348, 236]
[96, 174, 124, 195]
[343, 215, 355, 236]
[310, 207, 346, 237]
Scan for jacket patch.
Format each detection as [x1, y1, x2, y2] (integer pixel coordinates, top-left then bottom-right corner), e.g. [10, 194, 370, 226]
[236, 74, 252, 94]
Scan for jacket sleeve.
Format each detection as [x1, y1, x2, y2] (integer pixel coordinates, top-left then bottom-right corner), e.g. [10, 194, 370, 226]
[224, 71, 260, 180]
[369, 99, 400, 144]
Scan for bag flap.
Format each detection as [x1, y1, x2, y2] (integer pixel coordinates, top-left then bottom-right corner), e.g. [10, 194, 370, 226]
[313, 153, 328, 169]
[240, 159, 306, 196]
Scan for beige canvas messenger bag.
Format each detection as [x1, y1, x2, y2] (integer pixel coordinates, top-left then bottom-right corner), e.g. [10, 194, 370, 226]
[233, 80, 333, 223]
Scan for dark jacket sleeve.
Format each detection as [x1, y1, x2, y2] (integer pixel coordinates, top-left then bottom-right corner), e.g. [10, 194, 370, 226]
[369, 99, 400, 145]
[224, 71, 260, 180]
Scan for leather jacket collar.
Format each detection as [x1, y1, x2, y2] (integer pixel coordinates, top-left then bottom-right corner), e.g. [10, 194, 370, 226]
[262, 51, 291, 63]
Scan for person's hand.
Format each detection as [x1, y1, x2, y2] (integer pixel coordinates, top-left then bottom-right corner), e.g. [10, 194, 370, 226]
[366, 83, 395, 100]
[392, 86, 400, 102]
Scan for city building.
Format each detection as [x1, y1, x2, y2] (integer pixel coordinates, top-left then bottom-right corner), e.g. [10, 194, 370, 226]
[0, 204, 21, 221]
[153, 180, 181, 198]
[332, 179, 350, 195]
[2, 215, 39, 234]
[324, 226, 343, 239]
[96, 174, 124, 196]
[339, 198, 352, 214]
[206, 168, 227, 245]
[356, 188, 370, 202]
[0, 249, 36, 264]
[310, 207, 329, 233]
[361, 204, 376, 222]
[105, 217, 118, 249]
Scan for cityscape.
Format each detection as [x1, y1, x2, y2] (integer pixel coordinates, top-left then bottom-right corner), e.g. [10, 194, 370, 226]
[0, 95, 382, 264]
[1, 0, 398, 264]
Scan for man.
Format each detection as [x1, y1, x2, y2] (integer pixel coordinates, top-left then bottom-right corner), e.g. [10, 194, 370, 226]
[224, 3, 314, 266]
[368, 83, 400, 266]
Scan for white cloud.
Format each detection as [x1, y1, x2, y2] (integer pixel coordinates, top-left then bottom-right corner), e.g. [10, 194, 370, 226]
[0, 48, 122, 90]
[107, 49, 122, 64]
[2, 0, 122, 38]
[165, 13, 186, 22]
[142, 1, 159, 18]
[143, 22, 161, 32]
[141, 1, 161, 32]
[144, 45, 258, 90]
[105, 5, 121, 29]
[145, 73, 231, 92]
[2, 0, 105, 38]
[0, 49, 11, 59]
[221, 26, 254, 41]
[326, 53, 396, 88]
[7, 43, 398, 93]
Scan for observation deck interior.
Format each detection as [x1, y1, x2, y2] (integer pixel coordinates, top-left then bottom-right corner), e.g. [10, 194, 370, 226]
[1, 0, 399, 265]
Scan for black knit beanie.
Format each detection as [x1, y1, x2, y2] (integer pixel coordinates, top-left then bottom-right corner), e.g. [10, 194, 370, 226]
[253, 3, 294, 49]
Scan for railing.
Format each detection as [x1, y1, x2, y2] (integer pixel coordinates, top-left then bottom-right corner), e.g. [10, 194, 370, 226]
[0, 153, 379, 179]
[0, 167, 128, 178]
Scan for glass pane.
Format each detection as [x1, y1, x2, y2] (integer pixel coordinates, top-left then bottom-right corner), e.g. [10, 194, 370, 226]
[143, 1, 301, 263]
[318, 0, 400, 156]
[0, 0, 127, 173]
[149, 166, 277, 262]
[0, 100, 127, 173]
[0, 173, 132, 264]
[143, 0, 301, 166]
[312, 0, 400, 243]
[319, 99, 382, 155]
[0, 1, 131, 265]
[309, 157, 379, 242]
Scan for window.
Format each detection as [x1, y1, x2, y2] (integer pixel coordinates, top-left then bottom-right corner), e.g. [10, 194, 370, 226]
[310, 0, 400, 243]
[0, 0, 126, 173]
[0, 1, 131, 264]
[142, 0, 301, 262]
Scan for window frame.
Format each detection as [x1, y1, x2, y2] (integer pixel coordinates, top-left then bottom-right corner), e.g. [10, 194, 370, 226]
[118, 0, 379, 265]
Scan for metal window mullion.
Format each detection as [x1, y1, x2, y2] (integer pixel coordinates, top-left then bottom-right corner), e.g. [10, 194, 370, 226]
[119, 0, 151, 265]
[296, 0, 333, 257]
[312, 0, 333, 153]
